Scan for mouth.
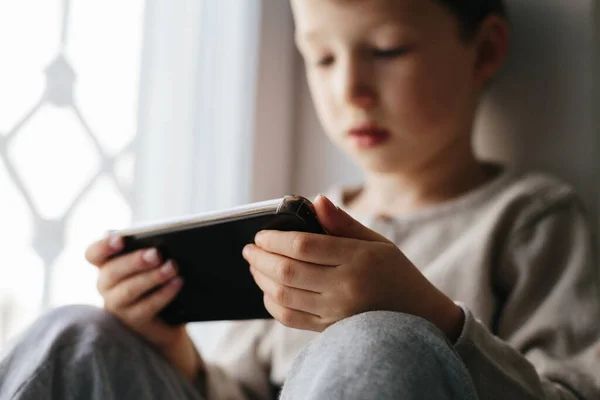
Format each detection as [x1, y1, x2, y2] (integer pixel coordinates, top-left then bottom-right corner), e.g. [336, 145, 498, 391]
[346, 123, 391, 149]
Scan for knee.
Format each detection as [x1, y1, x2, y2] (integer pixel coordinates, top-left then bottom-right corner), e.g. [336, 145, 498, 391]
[304, 311, 469, 379]
[0, 305, 131, 376]
[284, 312, 477, 400]
[320, 311, 450, 356]
[20, 305, 129, 350]
[307, 312, 471, 386]
[40, 304, 117, 330]
[41, 304, 113, 325]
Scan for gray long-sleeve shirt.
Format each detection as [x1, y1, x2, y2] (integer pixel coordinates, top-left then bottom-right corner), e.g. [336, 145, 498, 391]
[198, 170, 600, 400]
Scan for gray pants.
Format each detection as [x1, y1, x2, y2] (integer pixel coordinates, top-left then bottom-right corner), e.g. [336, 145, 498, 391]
[0, 305, 477, 400]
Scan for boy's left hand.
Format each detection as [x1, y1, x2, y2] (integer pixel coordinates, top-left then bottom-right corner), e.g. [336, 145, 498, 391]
[243, 195, 464, 340]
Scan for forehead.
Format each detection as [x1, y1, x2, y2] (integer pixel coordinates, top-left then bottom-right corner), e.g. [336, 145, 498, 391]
[291, 0, 450, 42]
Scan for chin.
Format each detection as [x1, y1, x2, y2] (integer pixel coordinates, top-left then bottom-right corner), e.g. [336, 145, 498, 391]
[338, 139, 410, 173]
[352, 151, 406, 174]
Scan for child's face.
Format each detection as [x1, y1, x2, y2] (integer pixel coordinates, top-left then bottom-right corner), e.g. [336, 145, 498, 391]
[292, 0, 489, 174]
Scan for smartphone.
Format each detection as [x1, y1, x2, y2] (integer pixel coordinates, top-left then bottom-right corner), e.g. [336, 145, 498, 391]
[113, 195, 326, 325]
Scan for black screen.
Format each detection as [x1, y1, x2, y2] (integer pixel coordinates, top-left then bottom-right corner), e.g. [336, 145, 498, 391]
[121, 212, 322, 324]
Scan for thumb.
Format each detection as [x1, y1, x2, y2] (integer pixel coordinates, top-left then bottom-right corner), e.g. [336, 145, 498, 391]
[313, 194, 388, 242]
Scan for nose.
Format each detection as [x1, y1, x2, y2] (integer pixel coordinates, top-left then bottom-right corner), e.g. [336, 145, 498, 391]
[336, 55, 376, 109]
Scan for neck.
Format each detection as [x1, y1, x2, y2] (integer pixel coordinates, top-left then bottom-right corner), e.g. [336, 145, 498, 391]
[352, 141, 495, 216]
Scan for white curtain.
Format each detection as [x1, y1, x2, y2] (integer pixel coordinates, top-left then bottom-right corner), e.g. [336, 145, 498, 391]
[135, 0, 260, 222]
[135, 0, 297, 217]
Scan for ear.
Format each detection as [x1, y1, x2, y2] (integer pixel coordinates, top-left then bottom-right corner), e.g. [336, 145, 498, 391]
[472, 16, 510, 87]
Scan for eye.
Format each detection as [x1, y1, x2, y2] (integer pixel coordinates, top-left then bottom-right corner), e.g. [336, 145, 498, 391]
[373, 46, 409, 59]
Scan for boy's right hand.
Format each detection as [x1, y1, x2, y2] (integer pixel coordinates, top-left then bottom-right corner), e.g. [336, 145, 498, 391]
[85, 235, 203, 383]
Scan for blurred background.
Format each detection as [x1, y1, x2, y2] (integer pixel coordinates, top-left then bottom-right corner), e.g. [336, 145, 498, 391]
[0, 0, 598, 352]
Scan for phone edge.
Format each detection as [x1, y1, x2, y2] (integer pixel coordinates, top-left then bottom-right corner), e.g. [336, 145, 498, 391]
[115, 197, 285, 237]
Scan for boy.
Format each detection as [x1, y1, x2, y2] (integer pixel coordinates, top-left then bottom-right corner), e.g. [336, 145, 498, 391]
[1, 0, 599, 399]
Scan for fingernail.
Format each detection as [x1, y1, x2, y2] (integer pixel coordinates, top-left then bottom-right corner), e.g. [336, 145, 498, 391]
[160, 260, 176, 276]
[242, 245, 252, 258]
[108, 234, 124, 251]
[255, 231, 266, 245]
[170, 277, 183, 288]
[319, 194, 338, 212]
[142, 248, 161, 265]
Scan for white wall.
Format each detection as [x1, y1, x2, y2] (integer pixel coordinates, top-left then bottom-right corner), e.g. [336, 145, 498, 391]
[291, 0, 599, 217]
[250, 0, 297, 202]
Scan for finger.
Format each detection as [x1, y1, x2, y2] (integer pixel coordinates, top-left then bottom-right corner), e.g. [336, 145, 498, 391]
[85, 234, 124, 266]
[124, 276, 183, 325]
[312, 194, 388, 242]
[244, 244, 330, 292]
[254, 230, 360, 265]
[97, 248, 163, 293]
[263, 294, 324, 332]
[250, 266, 322, 316]
[104, 260, 179, 309]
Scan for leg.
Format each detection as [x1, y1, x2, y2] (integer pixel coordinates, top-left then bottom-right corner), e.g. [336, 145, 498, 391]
[281, 311, 478, 400]
[0, 305, 204, 400]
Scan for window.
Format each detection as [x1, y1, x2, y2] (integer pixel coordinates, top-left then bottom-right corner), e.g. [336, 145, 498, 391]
[0, 0, 294, 352]
[0, 0, 144, 349]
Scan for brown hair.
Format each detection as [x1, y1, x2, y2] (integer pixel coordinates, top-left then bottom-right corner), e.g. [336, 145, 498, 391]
[435, 0, 507, 39]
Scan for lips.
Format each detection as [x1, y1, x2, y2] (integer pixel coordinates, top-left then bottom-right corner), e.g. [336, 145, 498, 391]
[347, 124, 391, 149]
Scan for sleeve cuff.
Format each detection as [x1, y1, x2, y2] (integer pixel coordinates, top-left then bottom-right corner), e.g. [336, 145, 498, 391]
[452, 301, 478, 359]
[201, 362, 248, 400]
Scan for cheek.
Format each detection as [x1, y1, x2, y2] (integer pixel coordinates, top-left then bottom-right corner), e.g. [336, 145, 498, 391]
[307, 72, 340, 138]
[385, 58, 472, 136]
